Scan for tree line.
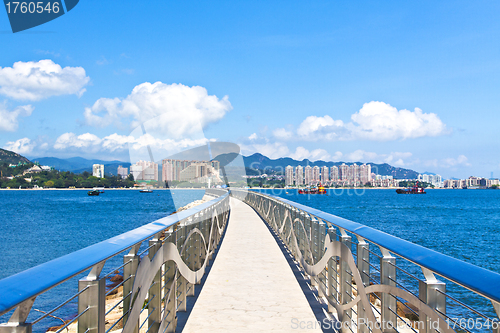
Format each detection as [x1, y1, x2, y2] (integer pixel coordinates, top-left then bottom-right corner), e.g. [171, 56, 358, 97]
[0, 163, 135, 189]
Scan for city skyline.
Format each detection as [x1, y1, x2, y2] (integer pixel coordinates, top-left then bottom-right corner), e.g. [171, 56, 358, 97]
[1, 2, 499, 179]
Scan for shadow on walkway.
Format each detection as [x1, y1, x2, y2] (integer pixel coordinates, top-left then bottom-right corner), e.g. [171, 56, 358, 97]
[175, 211, 230, 332]
[256, 209, 339, 333]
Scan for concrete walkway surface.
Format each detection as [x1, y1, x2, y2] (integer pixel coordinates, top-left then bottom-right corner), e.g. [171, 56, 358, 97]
[182, 198, 323, 332]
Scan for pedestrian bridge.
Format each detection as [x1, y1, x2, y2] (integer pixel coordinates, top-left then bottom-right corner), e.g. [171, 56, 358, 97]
[1, 189, 500, 333]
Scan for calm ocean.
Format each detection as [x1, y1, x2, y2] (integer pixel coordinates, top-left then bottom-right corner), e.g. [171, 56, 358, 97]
[0, 189, 204, 328]
[1, 188, 499, 329]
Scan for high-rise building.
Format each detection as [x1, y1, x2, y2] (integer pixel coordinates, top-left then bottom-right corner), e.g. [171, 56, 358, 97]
[131, 160, 158, 181]
[285, 165, 294, 186]
[359, 164, 371, 184]
[352, 164, 359, 181]
[295, 165, 304, 186]
[339, 163, 349, 180]
[321, 166, 329, 183]
[330, 166, 339, 181]
[162, 159, 221, 183]
[312, 166, 320, 184]
[418, 174, 443, 188]
[92, 164, 104, 178]
[117, 165, 128, 179]
[304, 165, 313, 185]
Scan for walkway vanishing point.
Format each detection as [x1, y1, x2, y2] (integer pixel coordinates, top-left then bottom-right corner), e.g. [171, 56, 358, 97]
[182, 197, 323, 332]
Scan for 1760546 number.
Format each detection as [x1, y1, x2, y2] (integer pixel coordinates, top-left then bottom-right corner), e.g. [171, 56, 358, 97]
[5, 2, 60, 14]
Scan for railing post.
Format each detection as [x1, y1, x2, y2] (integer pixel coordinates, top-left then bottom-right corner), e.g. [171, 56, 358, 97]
[164, 230, 177, 333]
[317, 221, 326, 298]
[419, 269, 446, 333]
[123, 244, 140, 333]
[178, 221, 187, 312]
[327, 227, 338, 313]
[187, 222, 195, 297]
[148, 233, 162, 333]
[208, 213, 215, 261]
[310, 216, 318, 288]
[380, 247, 397, 333]
[0, 298, 35, 333]
[196, 217, 203, 272]
[356, 237, 370, 333]
[339, 229, 352, 332]
[78, 262, 105, 333]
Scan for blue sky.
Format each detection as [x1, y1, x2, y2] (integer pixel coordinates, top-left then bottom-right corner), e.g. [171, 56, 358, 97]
[0, 1, 499, 178]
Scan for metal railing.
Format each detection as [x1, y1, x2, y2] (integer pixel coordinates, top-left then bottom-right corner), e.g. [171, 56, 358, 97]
[231, 189, 500, 333]
[0, 190, 230, 333]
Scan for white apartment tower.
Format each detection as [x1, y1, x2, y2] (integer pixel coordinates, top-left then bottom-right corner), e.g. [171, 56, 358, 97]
[304, 165, 313, 185]
[330, 166, 339, 181]
[295, 165, 304, 186]
[339, 163, 349, 180]
[131, 160, 159, 181]
[312, 166, 320, 184]
[92, 164, 105, 178]
[321, 166, 329, 183]
[359, 164, 372, 184]
[117, 165, 128, 179]
[285, 165, 294, 186]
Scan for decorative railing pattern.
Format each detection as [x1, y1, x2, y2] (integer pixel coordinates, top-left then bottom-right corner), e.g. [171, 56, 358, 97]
[231, 189, 500, 333]
[0, 191, 230, 333]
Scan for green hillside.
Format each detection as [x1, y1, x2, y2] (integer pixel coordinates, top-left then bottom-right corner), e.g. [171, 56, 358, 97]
[0, 148, 31, 165]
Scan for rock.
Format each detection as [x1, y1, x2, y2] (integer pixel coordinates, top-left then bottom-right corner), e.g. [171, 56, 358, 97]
[110, 274, 123, 283]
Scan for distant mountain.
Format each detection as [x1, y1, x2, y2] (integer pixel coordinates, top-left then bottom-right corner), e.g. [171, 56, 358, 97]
[0, 148, 31, 165]
[242, 153, 419, 179]
[32, 152, 420, 179]
[31, 157, 130, 176]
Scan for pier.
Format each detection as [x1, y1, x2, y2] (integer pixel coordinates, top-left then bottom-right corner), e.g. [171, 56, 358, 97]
[1, 189, 500, 333]
[182, 198, 321, 332]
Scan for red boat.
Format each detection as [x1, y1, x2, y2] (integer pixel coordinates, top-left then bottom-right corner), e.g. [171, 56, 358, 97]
[299, 184, 327, 194]
[396, 182, 426, 194]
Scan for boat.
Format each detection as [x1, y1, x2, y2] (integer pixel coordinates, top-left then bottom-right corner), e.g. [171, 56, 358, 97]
[93, 187, 105, 193]
[298, 184, 327, 194]
[139, 189, 153, 193]
[88, 190, 100, 196]
[396, 182, 426, 194]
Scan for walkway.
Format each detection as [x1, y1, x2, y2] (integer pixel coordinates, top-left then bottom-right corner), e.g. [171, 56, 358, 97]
[182, 197, 323, 332]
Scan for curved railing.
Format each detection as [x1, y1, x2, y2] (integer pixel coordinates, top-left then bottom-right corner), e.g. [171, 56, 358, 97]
[0, 190, 230, 333]
[232, 189, 500, 333]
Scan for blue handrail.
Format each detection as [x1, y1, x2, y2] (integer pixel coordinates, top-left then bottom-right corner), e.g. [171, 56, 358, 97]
[266, 194, 500, 304]
[0, 192, 228, 317]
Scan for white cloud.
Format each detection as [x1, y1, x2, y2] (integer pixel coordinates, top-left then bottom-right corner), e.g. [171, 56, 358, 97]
[296, 115, 345, 141]
[0, 103, 33, 131]
[273, 127, 293, 140]
[350, 102, 448, 140]
[275, 101, 448, 142]
[0, 60, 90, 101]
[52, 132, 209, 158]
[54, 132, 101, 150]
[248, 133, 258, 140]
[84, 82, 232, 138]
[441, 155, 471, 168]
[3, 137, 36, 155]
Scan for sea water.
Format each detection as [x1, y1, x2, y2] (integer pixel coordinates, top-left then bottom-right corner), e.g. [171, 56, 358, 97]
[262, 188, 500, 326]
[0, 189, 204, 329]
